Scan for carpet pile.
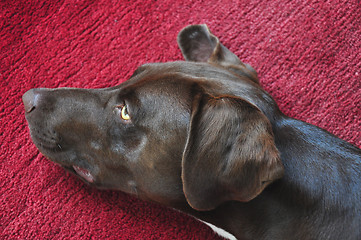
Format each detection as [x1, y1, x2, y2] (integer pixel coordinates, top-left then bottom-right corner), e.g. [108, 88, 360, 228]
[1, 0, 360, 239]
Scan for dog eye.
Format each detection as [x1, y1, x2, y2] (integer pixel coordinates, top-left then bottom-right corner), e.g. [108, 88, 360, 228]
[120, 105, 130, 120]
[115, 104, 131, 121]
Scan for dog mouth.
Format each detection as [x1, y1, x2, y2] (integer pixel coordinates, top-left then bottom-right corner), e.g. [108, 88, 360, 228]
[26, 125, 96, 184]
[72, 165, 95, 183]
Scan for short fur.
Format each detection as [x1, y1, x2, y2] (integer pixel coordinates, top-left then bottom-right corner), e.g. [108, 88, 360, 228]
[23, 25, 361, 240]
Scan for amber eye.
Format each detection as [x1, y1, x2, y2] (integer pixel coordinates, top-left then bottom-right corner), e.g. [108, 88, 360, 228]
[120, 105, 130, 121]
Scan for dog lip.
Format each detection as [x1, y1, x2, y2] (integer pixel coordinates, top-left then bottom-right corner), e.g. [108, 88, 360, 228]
[73, 165, 95, 183]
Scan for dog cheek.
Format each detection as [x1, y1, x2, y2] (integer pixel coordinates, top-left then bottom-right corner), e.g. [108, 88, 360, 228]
[135, 157, 185, 204]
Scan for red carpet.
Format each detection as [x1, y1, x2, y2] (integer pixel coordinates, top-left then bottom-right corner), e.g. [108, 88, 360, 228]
[1, 0, 360, 239]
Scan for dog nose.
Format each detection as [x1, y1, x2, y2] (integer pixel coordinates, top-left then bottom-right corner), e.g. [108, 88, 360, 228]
[22, 89, 39, 113]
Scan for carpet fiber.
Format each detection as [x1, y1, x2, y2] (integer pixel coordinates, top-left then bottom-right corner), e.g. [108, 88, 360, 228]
[1, 0, 360, 239]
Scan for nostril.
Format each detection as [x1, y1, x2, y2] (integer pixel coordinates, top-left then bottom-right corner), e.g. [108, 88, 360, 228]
[22, 89, 39, 113]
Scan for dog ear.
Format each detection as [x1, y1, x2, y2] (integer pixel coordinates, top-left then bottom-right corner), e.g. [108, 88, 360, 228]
[182, 94, 284, 211]
[177, 24, 259, 84]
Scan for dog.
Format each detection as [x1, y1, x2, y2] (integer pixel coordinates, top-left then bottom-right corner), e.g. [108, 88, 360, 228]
[23, 24, 361, 240]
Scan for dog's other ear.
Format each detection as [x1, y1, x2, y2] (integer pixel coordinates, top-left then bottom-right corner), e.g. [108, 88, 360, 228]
[177, 24, 259, 84]
[182, 94, 284, 211]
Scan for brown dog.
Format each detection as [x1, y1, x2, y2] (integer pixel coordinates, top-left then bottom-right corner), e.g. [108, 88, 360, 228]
[23, 25, 361, 240]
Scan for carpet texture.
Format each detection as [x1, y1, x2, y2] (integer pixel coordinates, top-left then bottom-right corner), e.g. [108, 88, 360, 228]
[1, 0, 360, 239]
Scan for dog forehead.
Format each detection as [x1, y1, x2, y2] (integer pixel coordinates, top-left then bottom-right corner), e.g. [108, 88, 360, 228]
[127, 61, 256, 93]
[128, 62, 194, 86]
[122, 61, 265, 110]
[132, 61, 226, 80]
[123, 63, 200, 103]
[132, 79, 194, 113]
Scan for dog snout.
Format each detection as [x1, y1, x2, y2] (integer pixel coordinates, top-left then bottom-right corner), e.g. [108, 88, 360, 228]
[22, 89, 38, 113]
[22, 88, 50, 113]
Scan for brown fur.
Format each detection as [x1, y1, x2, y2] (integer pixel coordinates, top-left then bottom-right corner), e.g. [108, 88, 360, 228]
[23, 25, 361, 240]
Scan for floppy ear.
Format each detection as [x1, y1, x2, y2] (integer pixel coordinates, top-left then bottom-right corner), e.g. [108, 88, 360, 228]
[182, 94, 284, 211]
[177, 24, 259, 84]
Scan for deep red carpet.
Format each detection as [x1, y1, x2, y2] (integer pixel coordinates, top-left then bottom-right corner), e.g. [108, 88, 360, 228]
[1, 0, 360, 239]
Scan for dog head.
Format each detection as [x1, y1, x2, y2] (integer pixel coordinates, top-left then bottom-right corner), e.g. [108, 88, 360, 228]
[23, 25, 284, 210]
